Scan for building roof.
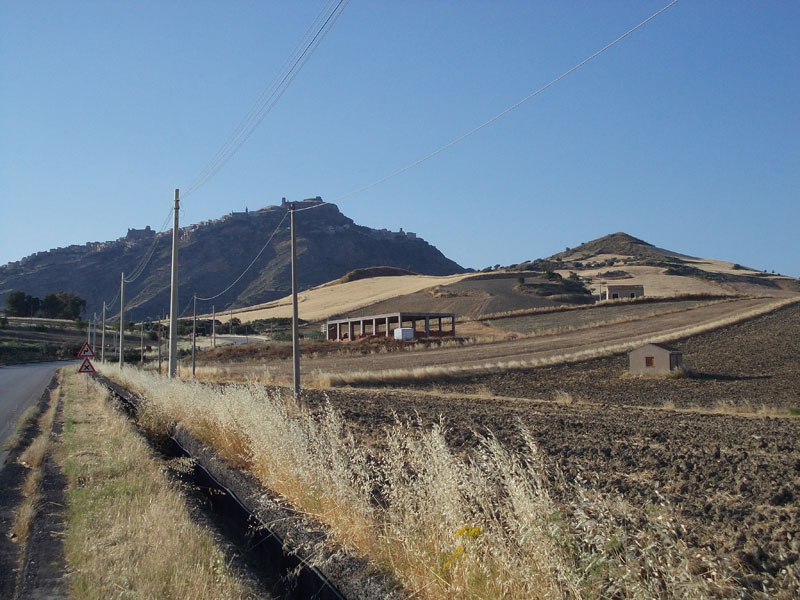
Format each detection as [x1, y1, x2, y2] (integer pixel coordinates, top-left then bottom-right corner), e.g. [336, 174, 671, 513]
[629, 342, 683, 354]
[327, 311, 455, 325]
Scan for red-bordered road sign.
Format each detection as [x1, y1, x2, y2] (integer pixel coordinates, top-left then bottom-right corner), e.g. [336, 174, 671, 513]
[78, 358, 96, 373]
[77, 342, 95, 358]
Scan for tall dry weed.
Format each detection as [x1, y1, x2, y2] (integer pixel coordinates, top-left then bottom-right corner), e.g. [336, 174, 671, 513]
[103, 364, 740, 598]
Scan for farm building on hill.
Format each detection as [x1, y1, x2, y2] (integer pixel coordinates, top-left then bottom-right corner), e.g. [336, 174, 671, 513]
[628, 343, 683, 375]
[326, 312, 456, 341]
[600, 284, 644, 300]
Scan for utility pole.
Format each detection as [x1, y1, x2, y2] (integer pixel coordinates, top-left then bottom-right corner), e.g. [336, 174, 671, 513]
[192, 293, 197, 379]
[101, 302, 106, 363]
[140, 320, 144, 364]
[212, 305, 216, 348]
[230, 308, 233, 334]
[168, 189, 180, 378]
[119, 272, 125, 368]
[158, 314, 163, 376]
[290, 203, 300, 402]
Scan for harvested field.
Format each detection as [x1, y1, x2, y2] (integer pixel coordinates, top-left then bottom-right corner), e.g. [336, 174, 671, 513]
[392, 300, 800, 411]
[231, 297, 793, 384]
[488, 297, 726, 335]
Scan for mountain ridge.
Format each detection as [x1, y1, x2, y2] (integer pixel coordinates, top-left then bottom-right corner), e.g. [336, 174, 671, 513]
[0, 200, 466, 321]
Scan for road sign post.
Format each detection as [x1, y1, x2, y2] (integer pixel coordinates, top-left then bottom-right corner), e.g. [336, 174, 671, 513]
[77, 343, 96, 391]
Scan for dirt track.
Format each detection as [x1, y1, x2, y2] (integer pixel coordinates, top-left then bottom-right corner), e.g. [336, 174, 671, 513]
[262, 297, 789, 380]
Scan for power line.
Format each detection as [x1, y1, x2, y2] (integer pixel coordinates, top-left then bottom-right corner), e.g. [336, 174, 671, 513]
[329, 0, 680, 204]
[180, 0, 349, 201]
[178, 294, 194, 319]
[196, 209, 290, 302]
[123, 207, 175, 284]
[111, 1, 675, 322]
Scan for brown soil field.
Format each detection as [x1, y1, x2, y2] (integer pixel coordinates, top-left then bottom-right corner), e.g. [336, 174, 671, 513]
[288, 304, 800, 594]
[299, 385, 799, 594]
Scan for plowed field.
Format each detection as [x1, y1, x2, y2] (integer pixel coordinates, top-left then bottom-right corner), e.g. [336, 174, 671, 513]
[295, 302, 800, 595]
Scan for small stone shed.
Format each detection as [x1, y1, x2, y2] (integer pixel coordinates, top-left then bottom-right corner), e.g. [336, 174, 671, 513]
[628, 343, 683, 375]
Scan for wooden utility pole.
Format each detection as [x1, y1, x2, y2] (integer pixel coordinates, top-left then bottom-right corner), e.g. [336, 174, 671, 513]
[192, 294, 197, 379]
[212, 305, 216, 348]
[168, 189, 179, 378]
[101, 302, 106, 363]
[140, 321, 144, 364]
[290, 203, 300, 402]
[119, 272, 125, 368]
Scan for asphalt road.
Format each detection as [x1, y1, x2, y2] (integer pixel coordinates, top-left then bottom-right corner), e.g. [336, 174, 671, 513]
[0, 362, 68, 464]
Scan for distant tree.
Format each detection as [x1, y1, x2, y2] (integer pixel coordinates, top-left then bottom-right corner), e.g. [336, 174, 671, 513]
[61, 292, 87, 320]
[41, 291, 86, 319]
[6, 290, 26, 315]
[5, 290, 41, 317]
[41, 293, 64, 318]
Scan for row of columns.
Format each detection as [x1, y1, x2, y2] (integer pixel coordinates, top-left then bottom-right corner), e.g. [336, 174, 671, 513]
[328, 315, 455, 341]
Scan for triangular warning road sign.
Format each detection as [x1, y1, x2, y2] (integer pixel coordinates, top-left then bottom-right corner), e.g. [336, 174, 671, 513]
[78, 358, 96, 373]
[77, 342, 95, 358]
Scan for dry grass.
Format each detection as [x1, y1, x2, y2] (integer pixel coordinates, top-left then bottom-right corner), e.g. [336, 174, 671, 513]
[2, 403, 40, 451]
[54, 371, 254, 599]
[103, 364, 738, 599]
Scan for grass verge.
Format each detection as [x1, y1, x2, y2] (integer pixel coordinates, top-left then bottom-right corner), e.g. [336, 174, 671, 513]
[54, 371, 254, 599]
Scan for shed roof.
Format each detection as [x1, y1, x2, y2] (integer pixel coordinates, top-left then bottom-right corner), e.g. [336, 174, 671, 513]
[629, 342, 682, 355]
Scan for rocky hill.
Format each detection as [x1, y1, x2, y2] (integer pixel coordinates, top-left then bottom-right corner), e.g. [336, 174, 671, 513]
[0, 199, 466, 321]
[551, 232, 686, 261]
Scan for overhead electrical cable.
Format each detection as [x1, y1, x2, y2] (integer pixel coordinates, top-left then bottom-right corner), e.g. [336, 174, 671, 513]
[106, 0, 349, 317]
[196, 210, 290, 302]
[180, 0, 349, 201]
[328, 0, 679, 204]
[123, 207, 175, 284]
[134, 0, 675, 322]
[178, 294, 195, 319]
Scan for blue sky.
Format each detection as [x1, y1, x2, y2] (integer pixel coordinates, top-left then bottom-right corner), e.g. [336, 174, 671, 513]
[1, 1, 798, 277]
